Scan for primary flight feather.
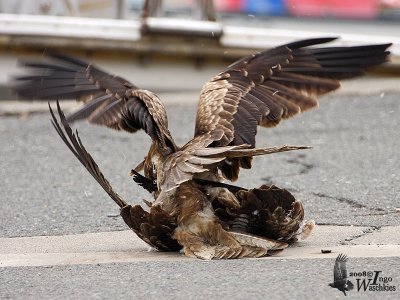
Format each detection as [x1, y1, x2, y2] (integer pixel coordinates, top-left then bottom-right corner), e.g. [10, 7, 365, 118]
[14, 38, 391, 259]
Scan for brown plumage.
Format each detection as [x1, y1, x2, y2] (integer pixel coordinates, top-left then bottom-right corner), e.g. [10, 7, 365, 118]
[15, 38, 391, 259]
[49, 102, 179, 252]
[195, 38, 391, 180]
[50, 103, 286, 258]
[214, 184, 315, 243]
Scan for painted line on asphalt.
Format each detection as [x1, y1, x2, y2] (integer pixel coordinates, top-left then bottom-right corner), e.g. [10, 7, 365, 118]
[1, 226, 399, 267]
[1, 245, 399, 267]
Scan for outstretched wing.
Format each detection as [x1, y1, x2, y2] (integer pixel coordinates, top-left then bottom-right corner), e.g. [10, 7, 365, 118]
[158, 139, 309, 193]
[333, 253, 349, 283]
[195, 37, 391, 180]
[13, 53, 176, 152]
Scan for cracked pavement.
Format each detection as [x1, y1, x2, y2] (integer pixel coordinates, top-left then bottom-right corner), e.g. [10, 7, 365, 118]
[1, 90, 399, 299]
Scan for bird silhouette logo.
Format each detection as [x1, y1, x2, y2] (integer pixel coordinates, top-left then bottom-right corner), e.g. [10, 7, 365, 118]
[329, 254, 354, 296]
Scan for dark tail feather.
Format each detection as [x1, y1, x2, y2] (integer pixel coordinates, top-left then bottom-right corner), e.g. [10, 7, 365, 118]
[131, 168, 247, 194]
[131, 170, 157, 193]
[194, 178, 246, 193]
[49, 101, 127, 208]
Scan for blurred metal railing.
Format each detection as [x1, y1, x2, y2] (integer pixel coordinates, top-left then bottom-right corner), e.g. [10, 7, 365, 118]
[0, 12, 399, 95]
[1, 13, 399, 56]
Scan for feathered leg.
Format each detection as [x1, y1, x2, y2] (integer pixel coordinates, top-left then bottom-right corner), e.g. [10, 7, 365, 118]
[165, 182, 284, 259]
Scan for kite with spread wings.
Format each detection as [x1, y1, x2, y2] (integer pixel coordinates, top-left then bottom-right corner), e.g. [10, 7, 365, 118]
[14, 37, 391, 259]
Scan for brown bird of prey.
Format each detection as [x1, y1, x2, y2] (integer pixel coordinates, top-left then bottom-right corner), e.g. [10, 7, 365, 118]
[14, 37, 391, 259]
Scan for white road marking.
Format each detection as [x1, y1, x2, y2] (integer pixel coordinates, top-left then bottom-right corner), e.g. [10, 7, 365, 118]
[0, 226, 399, 267]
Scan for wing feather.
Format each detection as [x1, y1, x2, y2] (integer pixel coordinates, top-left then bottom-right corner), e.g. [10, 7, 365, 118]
[159, 142, 309, 192]
[334, 253, 350, 282]
[194, 38, 391, 180]
[13, 53, 176, 152]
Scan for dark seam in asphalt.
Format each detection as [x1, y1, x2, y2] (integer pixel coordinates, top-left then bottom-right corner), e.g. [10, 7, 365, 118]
[261, 155, 315, 183]
[286, 157, 314, 175]
[340, 226, 381, 245]
[315, 223, 367, 227]
[353, 211, 400, 217]
[311, 192, 386, 212]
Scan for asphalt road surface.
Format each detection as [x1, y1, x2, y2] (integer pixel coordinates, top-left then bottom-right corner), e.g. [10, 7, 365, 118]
[1, 90, 399, 299]
[1, 257, 399, 299]
[1, 92, 399, 237]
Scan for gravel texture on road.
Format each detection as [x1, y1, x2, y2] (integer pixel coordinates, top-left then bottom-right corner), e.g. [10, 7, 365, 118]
[1, 257, 399, 299]
[0, 92, 399, 238]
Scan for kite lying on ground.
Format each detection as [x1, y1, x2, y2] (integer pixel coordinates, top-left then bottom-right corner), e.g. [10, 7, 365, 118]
[14, 37, 391, 259]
